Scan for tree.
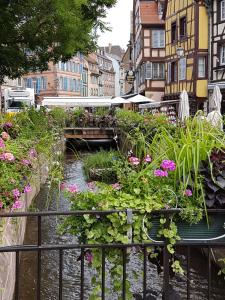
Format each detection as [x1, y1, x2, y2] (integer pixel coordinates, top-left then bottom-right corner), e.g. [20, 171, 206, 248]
[0, 0, 117, 83]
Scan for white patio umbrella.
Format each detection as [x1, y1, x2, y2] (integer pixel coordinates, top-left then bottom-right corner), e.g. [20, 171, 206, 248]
[110, 97, 130, 104]
[178, 90, 190, 122]
[129, 94, 154, 103]
[209, 85, 222, 113]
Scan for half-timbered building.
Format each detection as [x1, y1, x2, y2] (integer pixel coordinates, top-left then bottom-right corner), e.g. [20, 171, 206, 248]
[163, 0, 209, 112]
[208, 0, 225, 114]
[133, 0, 166, 101]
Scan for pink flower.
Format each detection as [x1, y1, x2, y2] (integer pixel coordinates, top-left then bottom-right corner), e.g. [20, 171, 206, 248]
[1, 131, 10, 141]
[0, 201, 3, 209]
[184, 189, 192, 197]
[11, 200, 23, 210]
[111, 183, 122, 190]
[160, 160, 176, 171]
[24, 185, 32, 193]
[128, 156, 140, 166]
[60, 183, 67, 190]
[85, 252, 93, 264]
[0, 138, 5, 148]
[87, 182, 95, 190]
[4, 152, 15, 161]
[29, 148, 37, 159]
[12, 189, 20, 198]
[144, 155, 152, 163]
[21, 159, 31, 166]
[67, 184, 79, 193]
[154, 169, 168, 177]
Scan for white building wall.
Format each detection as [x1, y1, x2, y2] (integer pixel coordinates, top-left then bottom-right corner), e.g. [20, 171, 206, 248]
[105, 54, 121, 96]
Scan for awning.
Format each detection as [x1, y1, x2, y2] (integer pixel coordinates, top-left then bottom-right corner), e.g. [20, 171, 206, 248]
[208, 83, 225, 90]
[42, 98, 111, 107]
[139, 99, 179, 109]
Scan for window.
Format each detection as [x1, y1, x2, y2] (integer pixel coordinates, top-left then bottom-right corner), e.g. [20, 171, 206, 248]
[220, 44, 225, 65]
[145, 62, 152, 79]
[180, 17, 187, 39]
[179, 58, 186, 80]
[40, 77, 47, 90]
[63, 77, 68, 90]
[171, 22, 177, 43]
[221, 0, 225, 21]
[152, 30, 165, 48]
[198, 57, 206, 78]
[171, 61, 177, 82]
[152, 63, 165, 79]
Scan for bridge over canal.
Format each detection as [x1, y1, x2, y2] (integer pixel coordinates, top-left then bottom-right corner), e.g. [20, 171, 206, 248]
[64, 127, 118, 141]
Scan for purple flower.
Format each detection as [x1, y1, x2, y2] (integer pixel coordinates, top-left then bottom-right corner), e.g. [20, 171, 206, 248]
[0, 201, 3, 209]
[3, 122, 13, 129]
[111, 183, 122, 190]
[67, 184, 79, 193]
[160, 160, 176, 171]
[29, 148, 37, 159]
[11, 200, 22, 210]
[24, 185, 32, 193]
[85, 252, 93, 264]
[184, 189, 192, 197]
[0, 153, 5, 160]
[21, 159, 31, 166]
[12, 189, 20, 198]
[144, 155, 152, 163]
[154, 169, 168, 177]
[0, 138, 5, 148]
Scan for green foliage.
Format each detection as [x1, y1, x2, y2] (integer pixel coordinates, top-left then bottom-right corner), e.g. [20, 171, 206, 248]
[149, 116, 225, 207]
[0, 0, 116, 82]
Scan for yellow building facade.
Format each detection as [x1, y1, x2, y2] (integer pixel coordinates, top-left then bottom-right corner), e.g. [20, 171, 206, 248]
[163, 0, 209, 111]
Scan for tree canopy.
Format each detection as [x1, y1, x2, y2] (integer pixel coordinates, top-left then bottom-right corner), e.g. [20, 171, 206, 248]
[0, 0, 116, 83]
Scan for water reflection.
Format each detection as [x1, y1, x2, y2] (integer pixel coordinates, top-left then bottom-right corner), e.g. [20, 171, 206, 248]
[19, 152, 225, 300]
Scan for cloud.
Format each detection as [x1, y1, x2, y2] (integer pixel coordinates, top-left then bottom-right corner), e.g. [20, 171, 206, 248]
[98, 0, 133, 49]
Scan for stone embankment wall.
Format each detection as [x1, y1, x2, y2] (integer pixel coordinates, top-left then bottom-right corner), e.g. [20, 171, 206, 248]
[0, 140, 64, 300]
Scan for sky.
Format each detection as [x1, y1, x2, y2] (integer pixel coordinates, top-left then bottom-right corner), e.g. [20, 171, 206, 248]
[97, 0, 133, 49]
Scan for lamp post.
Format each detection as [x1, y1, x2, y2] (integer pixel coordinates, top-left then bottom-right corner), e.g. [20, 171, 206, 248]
[126, 40, 135, 94]
[176, 47, 184, 95]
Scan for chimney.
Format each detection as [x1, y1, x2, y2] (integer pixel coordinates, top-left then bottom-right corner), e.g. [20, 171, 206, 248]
[108, 43, 112, 53]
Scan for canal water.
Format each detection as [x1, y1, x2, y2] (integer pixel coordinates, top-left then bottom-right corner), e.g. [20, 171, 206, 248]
[18, 149, 225, 300]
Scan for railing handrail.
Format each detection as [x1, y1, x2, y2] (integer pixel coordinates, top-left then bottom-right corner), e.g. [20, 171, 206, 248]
[0, 208, 225, 218]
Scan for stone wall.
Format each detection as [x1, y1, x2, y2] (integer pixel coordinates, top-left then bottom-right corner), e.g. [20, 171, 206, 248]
[0, 141, 64, 300]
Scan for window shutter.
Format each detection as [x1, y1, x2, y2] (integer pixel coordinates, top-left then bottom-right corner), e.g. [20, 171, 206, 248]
[160, 31, 165, 48]
[179, 58, 186, 80]
[167, 62, 171, 83]
[152, 30, 158, 48]
[145, 62, 152, 79]
[36, 78, 41, 94]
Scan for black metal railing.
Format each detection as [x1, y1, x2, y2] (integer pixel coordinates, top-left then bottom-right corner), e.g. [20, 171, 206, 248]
[0, 209, 225, 300]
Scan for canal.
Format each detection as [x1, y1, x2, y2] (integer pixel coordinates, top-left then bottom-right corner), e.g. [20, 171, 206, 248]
[18, 146, 225, 300]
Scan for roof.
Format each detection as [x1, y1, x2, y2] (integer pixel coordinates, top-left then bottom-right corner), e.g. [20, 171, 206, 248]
[140, 1, 164, 25]
[99, 45, 125, 59]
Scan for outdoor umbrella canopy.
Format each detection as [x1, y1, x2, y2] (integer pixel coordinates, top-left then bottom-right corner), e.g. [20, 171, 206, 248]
[209, 85, 222, 112]
[178, 90, 190, 122]
[110, 97, 131, 104]
[129, 94, 154, 103]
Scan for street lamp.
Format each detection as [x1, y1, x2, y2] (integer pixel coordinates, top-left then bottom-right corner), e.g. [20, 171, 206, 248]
[176, 47, 184, 94]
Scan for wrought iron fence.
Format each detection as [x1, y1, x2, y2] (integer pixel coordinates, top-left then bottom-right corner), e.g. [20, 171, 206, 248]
[0, 209, 225, 300]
